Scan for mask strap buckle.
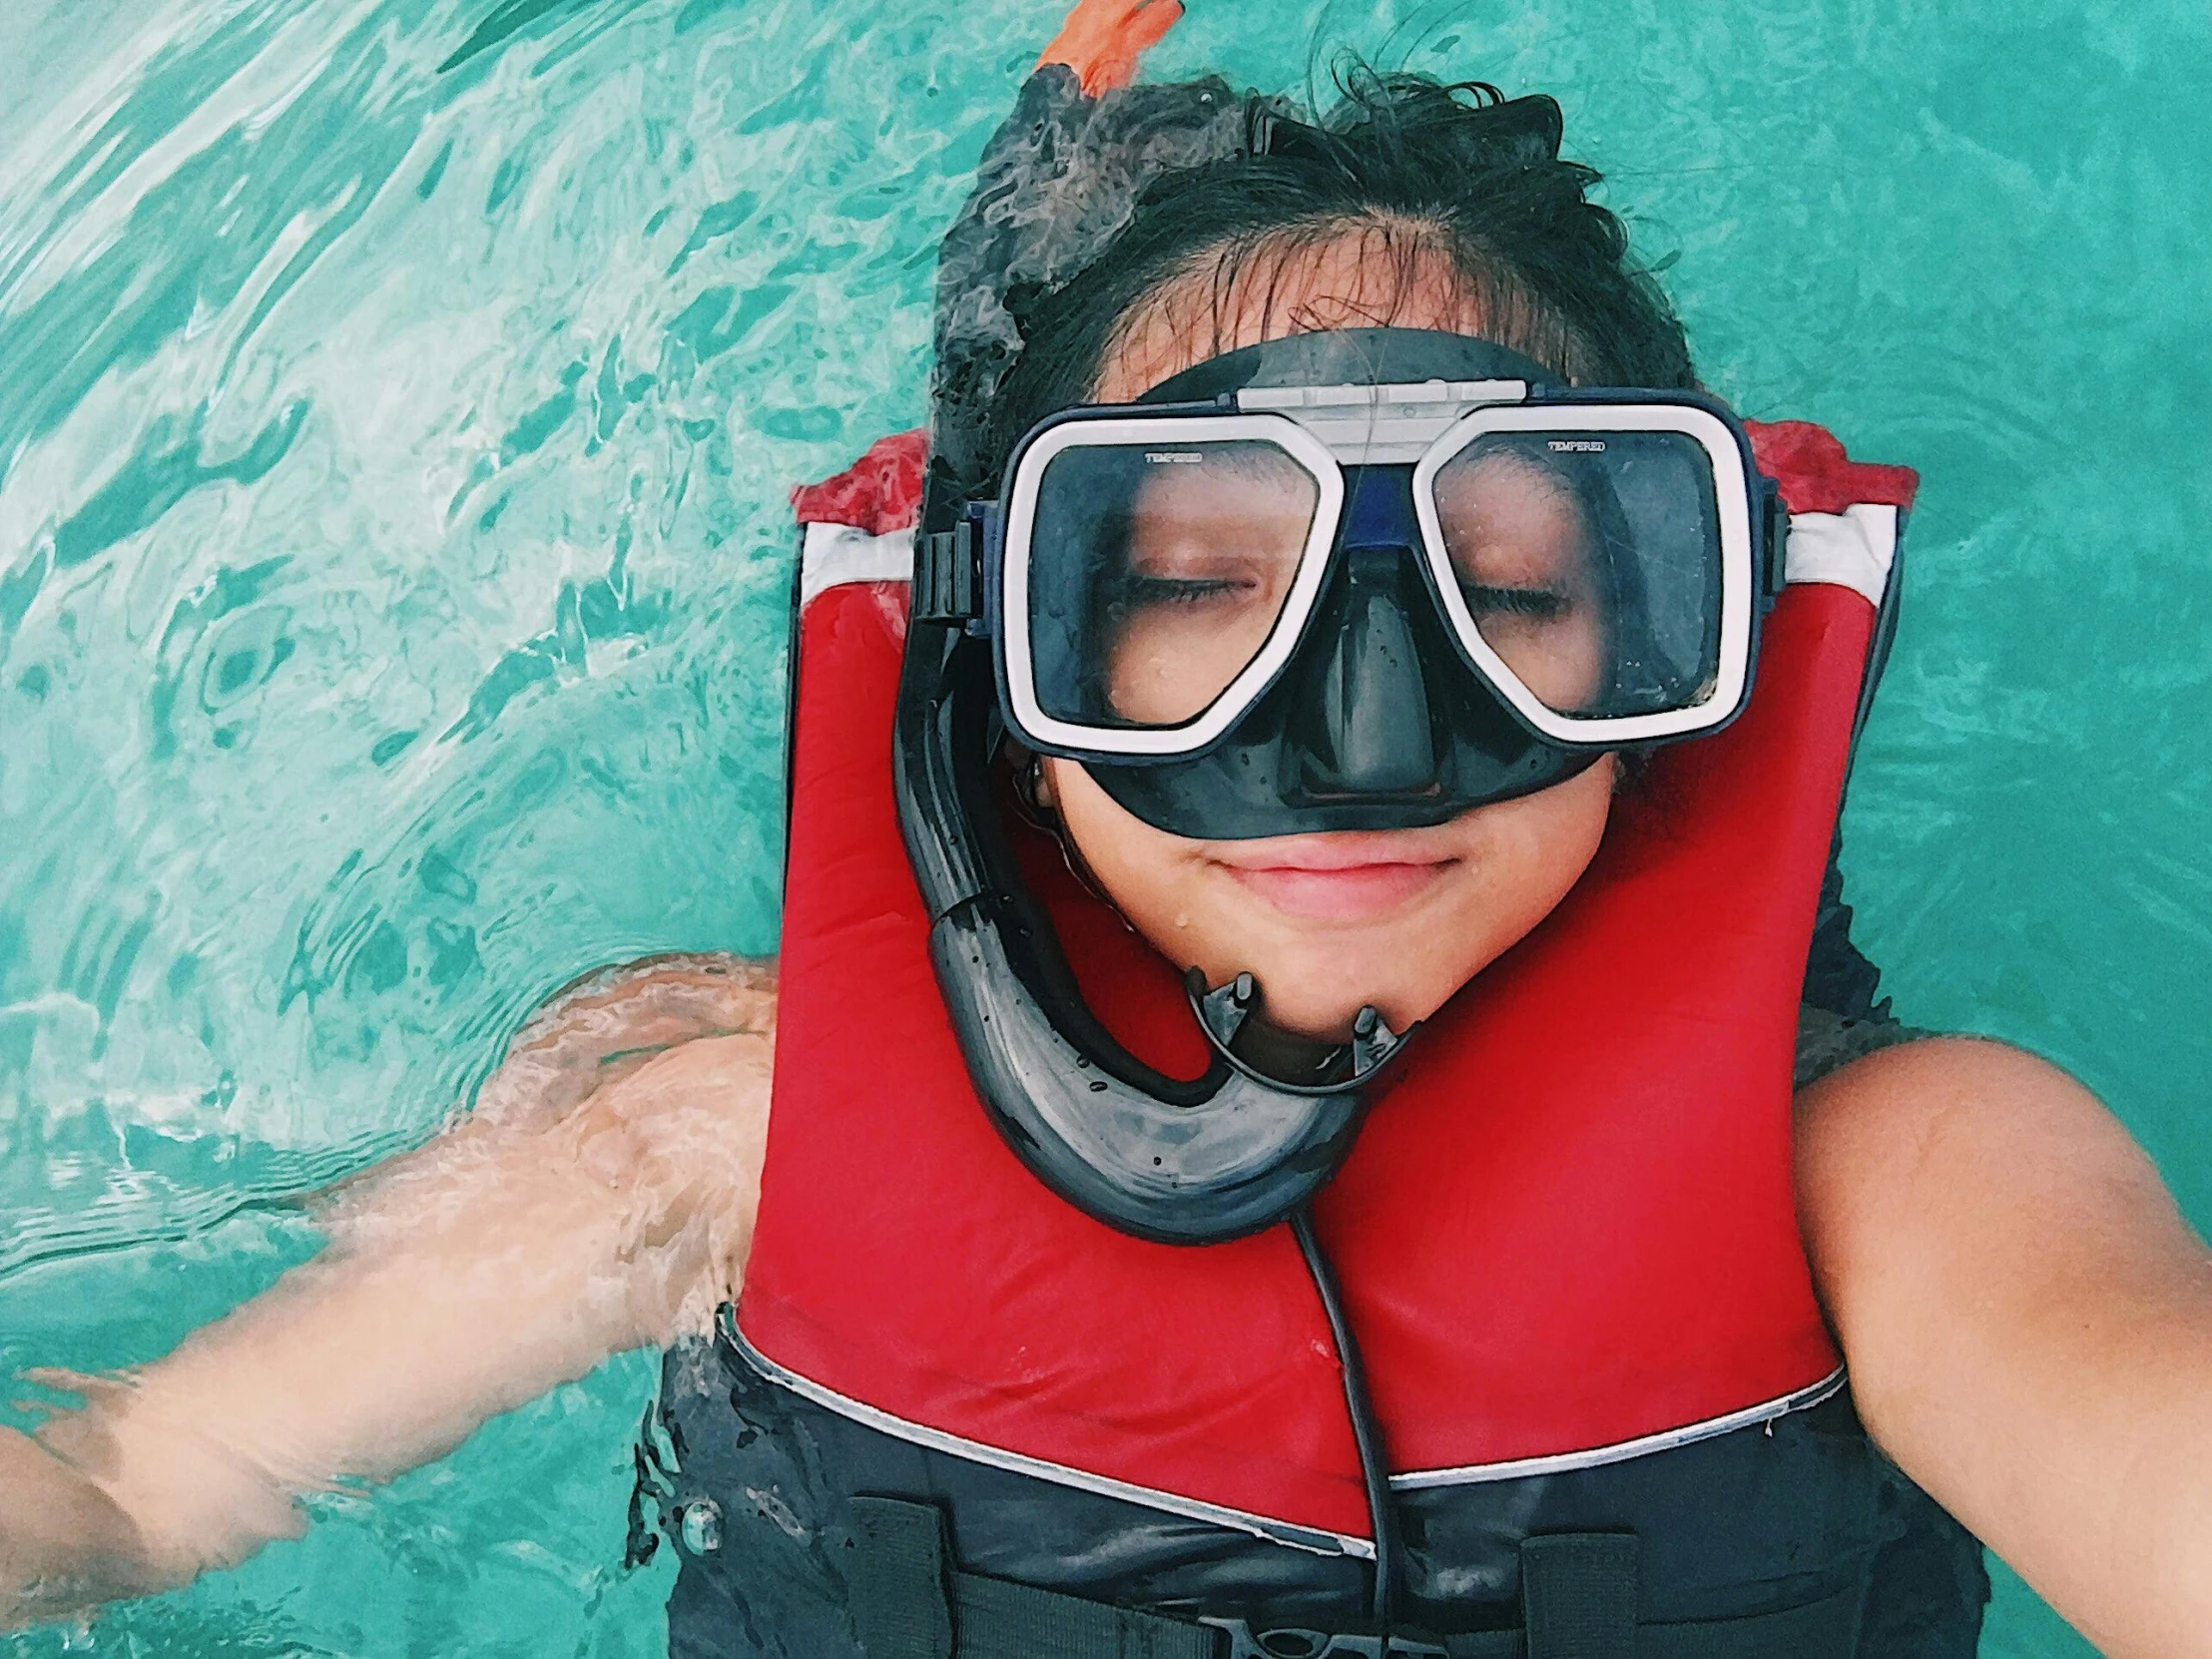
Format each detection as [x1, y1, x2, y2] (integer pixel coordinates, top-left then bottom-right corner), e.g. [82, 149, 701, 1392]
[1185, 969, 1417, 1097]
[914, 513, 983, 624]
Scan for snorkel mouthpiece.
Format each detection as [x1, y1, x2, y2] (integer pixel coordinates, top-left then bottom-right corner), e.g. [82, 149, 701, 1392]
[1188, 969, 1413, 1097]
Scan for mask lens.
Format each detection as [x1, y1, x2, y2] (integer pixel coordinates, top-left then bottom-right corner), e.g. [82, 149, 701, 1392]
[1027, 439, 1321, 731]
[1430, 431, 1725, 719]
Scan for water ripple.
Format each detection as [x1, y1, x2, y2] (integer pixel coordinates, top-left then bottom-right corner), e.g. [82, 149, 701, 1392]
[0, 1, 2205, 1654]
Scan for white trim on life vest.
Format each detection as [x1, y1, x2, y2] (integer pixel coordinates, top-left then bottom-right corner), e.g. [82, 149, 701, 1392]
[727, 1316, 1378, 1561]
[1387, 1366, 1849, 1491]
[801, 506, 1900, 614]
[801, 521, 915, 610]
[1784, 504, 1898, 607]
[735, 1306, 1845, 1532]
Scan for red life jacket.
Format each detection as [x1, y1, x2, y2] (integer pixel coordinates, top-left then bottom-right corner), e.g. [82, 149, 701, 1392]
[735, 419, 1918, 1549]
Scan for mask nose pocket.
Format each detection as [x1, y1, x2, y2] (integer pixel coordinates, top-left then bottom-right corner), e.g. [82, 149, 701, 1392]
[1291, 546, 1443, 801]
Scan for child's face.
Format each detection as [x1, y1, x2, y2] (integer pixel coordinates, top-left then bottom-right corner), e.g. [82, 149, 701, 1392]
[1043, 229, 1617, 1040]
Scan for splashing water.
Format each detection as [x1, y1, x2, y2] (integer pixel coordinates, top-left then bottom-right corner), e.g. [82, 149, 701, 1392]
[0, 0, 2206, 1652]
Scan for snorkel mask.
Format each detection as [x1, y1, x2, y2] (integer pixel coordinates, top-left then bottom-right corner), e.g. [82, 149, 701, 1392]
[896, 325, 1789, 1245]
[994, 327, 1782, 838]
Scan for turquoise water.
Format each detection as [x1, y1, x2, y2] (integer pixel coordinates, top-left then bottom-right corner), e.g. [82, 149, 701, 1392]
[0, 0, 2204, 1651]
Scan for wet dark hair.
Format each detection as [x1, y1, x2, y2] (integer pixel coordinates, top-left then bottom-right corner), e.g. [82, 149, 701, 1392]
[941, 66, 1695, 498]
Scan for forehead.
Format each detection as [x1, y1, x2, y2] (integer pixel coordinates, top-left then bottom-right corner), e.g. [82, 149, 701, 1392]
[1094, 226, 1485, 404]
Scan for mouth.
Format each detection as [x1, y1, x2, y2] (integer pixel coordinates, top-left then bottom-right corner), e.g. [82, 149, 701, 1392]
[1208, 830, 1459, 921]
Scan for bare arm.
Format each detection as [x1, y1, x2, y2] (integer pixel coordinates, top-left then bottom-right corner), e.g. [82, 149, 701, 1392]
[1797, 1036, 2212, 1658]
[1, 955, 777, 1626]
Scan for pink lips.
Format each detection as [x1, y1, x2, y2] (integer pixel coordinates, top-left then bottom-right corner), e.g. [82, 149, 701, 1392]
[1210, 832, 1457, 921]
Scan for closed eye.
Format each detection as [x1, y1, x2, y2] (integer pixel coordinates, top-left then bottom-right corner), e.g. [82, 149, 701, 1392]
[1122, 574, 1257, 607]
[1462, 582, 1570, 620]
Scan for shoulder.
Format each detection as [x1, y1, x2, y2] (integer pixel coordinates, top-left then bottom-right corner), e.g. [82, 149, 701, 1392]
[1794, 1035, 2070, 1245]
[1793, 1034, 2107, 1196]
[1791, 1034, 2183, 1381]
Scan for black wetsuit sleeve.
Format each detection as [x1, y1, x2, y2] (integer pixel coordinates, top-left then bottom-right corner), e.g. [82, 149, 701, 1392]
[1794, 837, 1932, 1090]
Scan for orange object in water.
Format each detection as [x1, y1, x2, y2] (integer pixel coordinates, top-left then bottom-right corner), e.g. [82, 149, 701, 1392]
[1036, 0, 1185, 97]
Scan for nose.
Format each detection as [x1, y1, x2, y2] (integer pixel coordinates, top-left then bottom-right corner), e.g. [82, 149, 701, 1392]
[1290, 544, 1443, 801]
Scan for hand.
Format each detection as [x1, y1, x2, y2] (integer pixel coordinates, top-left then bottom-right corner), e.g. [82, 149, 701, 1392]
[1036, 0, 1185, 97]
[0, 1424, 159, 1630]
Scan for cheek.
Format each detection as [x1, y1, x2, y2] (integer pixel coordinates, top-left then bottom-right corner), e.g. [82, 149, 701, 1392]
[1046, 760, 1206, 923]
[1481, 609, 1609, 712]
[1047, 761, 1302, 988]
[1104, 599, 1278, 728]
[1453, 763, 1616, 934]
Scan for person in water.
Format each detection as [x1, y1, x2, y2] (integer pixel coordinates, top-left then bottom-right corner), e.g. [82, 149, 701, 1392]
[4, 2, 2210, 1654]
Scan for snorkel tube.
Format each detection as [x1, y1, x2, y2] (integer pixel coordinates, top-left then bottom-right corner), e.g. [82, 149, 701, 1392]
[893, 489, 1410, 1247]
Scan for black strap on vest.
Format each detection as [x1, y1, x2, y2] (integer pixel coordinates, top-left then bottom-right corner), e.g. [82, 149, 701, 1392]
[848, 1498, 1862, 1659]
[851, 1498, 1216, 1659]
[1519, 1534, 1636, 1659]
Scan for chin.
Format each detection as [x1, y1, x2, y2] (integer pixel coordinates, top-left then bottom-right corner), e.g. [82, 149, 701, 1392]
[1242, 952, 1418, 1041]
